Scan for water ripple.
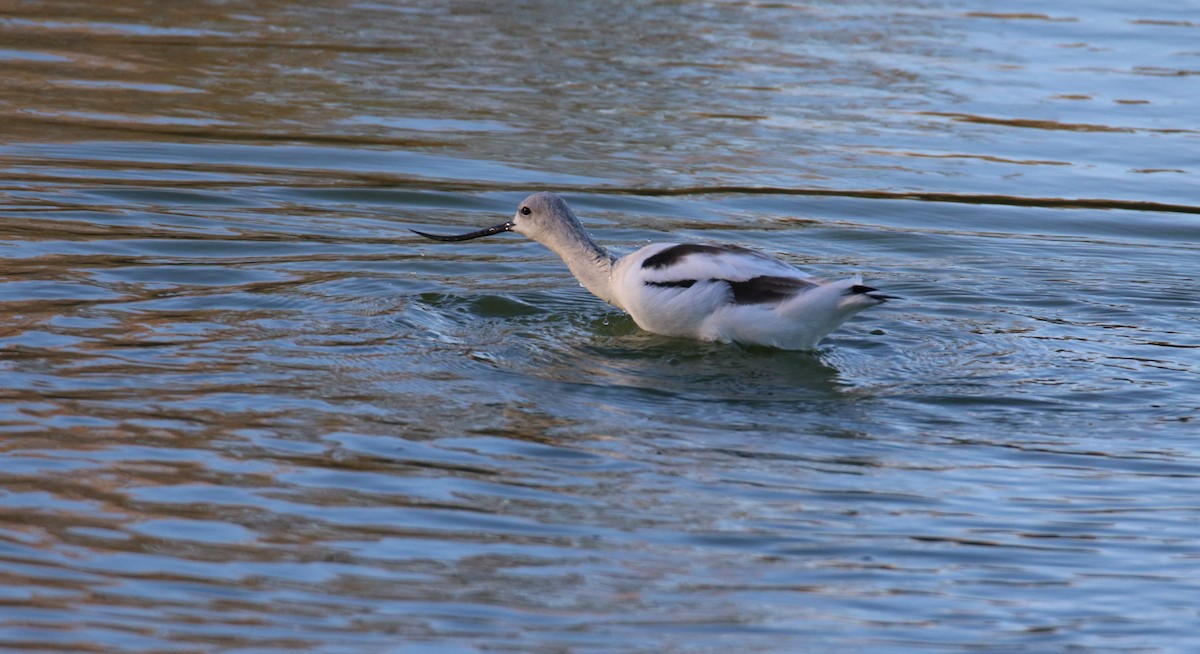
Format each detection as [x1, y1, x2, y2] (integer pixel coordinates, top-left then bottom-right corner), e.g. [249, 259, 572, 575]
[3, 0, 1200, 651]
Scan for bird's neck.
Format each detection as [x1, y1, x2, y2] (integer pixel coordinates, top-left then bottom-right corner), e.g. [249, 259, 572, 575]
[541, 229, 618, 306]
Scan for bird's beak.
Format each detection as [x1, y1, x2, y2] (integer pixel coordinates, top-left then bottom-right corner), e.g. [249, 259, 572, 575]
[410, 221, 515, 242]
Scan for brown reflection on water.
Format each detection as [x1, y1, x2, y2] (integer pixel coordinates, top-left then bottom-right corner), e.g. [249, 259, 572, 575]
[2, 2, 354, 137]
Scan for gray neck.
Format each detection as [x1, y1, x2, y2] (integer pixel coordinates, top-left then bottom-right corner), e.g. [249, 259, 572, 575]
[538, 228, 618, 306]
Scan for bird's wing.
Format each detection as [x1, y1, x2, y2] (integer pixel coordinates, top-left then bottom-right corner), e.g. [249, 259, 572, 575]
[637, 243, 812, 283]
[634, 243, 821, 306]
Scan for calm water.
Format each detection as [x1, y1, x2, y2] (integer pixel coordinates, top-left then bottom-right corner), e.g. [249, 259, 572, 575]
[2, 1, 1199, 652]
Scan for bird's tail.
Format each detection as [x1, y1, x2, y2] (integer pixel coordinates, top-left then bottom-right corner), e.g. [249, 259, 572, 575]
[777, 275, 890, 336]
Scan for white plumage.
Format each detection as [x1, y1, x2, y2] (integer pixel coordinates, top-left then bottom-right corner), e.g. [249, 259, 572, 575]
[413, 192, 890, 350]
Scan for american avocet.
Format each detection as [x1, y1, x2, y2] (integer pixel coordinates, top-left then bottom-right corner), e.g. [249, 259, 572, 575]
[413, 192, 891, 350]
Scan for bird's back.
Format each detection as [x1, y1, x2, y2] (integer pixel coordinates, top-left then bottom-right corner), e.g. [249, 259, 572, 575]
[610, 242, 886, 350]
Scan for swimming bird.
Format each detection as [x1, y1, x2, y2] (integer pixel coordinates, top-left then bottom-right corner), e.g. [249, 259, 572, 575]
[412, 192, 891, 350]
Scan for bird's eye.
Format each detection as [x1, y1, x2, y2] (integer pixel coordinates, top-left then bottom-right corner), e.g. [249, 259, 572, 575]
[520, 206, 531, 216]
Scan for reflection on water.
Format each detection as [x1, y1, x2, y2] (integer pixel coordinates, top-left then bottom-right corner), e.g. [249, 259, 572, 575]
[3, 0, 1199, 652]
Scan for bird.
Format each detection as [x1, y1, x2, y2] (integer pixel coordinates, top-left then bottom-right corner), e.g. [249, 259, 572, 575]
[412, 192, 892, 350]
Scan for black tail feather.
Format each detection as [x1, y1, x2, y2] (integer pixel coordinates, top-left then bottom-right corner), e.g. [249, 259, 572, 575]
[847, 284, 899, 301]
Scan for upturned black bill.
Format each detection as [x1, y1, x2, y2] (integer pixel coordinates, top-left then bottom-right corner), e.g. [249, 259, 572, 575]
[410, 221, 515, 242]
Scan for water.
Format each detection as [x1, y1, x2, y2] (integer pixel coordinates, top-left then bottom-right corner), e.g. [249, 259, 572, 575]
[1, 1, 1198, 652]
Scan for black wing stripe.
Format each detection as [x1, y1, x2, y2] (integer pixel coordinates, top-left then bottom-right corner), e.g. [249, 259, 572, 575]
[645, 279, 697, 289]
[641, 244, 760, 270]
[729, 275, 813, 305]
[645, 275, 814, 305]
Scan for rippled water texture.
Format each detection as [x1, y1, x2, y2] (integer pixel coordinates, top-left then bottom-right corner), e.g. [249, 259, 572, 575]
[2, 1, 1198, 652]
